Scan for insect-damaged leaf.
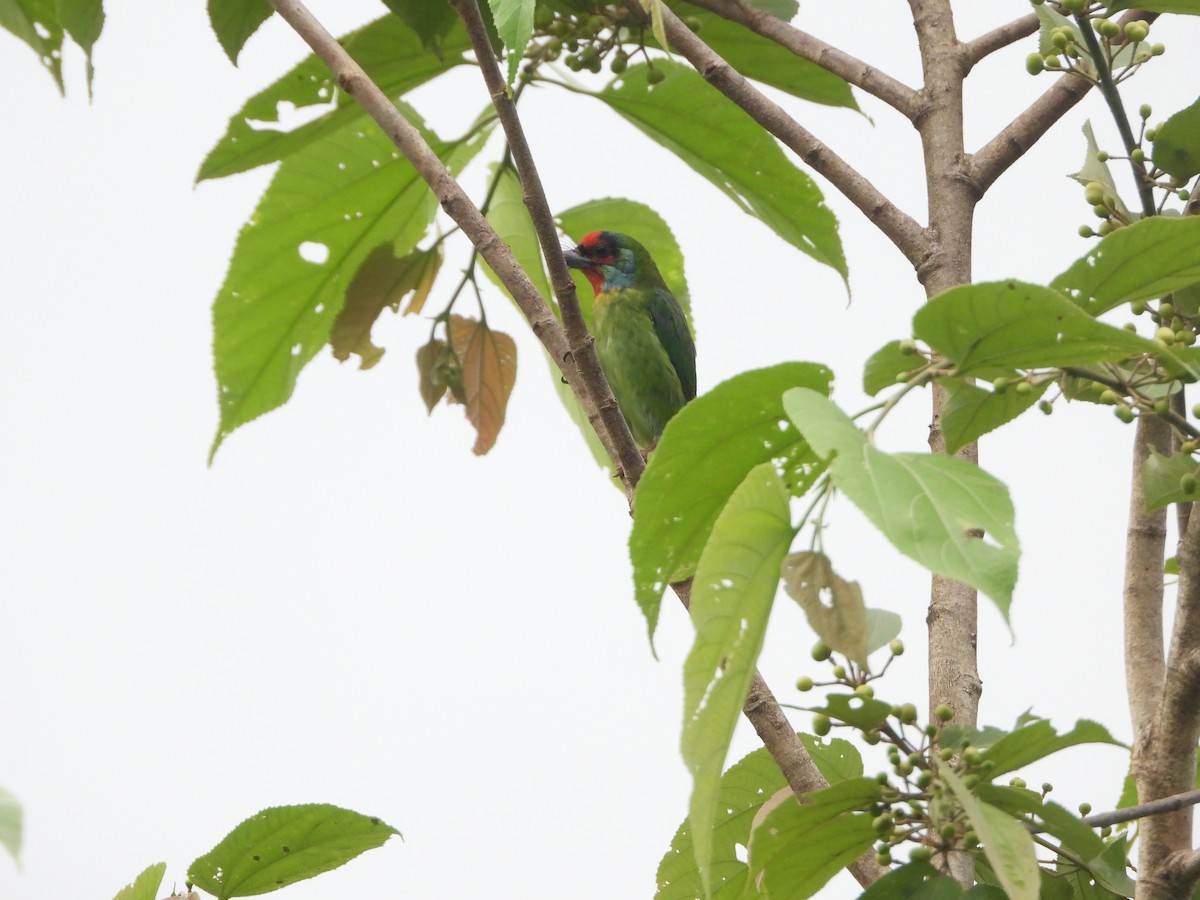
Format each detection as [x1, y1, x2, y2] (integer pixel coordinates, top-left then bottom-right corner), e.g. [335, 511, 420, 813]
[415, 338, 459, 413]
[330, 245, 442, 369]
[447, 315, 517, 455]
[781, 551, 869, 668]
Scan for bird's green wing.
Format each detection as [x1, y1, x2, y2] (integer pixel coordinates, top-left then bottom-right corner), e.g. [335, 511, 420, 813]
[649, 287, 697, 401]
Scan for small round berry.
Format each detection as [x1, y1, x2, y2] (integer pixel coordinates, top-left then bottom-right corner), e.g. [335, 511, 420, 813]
[796, 675, 814, 692]
[811, 640, 832, 662]
[890, 639, 904, 656]
[935, 704, 954, 722]
[1026, 53, 1045, 75]
[812, 713, 831, 736]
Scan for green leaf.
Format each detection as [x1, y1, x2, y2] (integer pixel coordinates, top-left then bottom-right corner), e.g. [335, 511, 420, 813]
[631, 363, 832, 643]
[1152, 96, 1200, 181]
[810, 693, 893, 732]
[59, 0, 104, 93]
[1107, 0, 1200, 12]
[863, 608, 902, 658]
[1036, 802, 1136, 895]
[797, 734, 864, 783]
[982, 718, 1123, 778]
[864, 340, 922, 396]
[1051, 216, 1200, 316]
[940, 379, 1048, 455]
[188, 804, 399, 899]
[1035, 5, 1077, 56]
[207, 0, 271, 64]
[782, 551, 868, 668]
[487, 0, 533, 87]
[746, 0, 797, 19]
[209, 107, 490, 460]
[111, 863, 166, 900]
[596, 61, 847, 282]
[914, 280, 1158, 373]
[747, 778, 881, 899]
[0, 0, 64, 91]
[783, 388, 1020, 620]
[683, 463, 794, 899]
[942, 769, 1039, 900]
[1069, 121, 1131, 222]
[662, 2, 857, 109]
[1144, 449, 1200, 511]
[382, 0, 458, 52]
[197, 16, 471, 181]
[0, 785, 20, 862]
[859, 863, 953, 900]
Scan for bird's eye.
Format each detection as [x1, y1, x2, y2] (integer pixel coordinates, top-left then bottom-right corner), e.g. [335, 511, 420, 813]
[593, 243, 609, 257]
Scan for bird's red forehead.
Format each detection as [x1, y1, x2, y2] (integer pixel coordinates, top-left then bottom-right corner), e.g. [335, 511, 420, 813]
[578, 231, 605, 248]
[577, 231, 616, 265]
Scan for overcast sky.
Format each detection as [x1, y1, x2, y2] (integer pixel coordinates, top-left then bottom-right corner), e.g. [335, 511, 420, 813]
[2, 3, 1199, 898]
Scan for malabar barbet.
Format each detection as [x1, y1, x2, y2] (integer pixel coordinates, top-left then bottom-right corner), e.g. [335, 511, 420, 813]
[562, 231, 696, 450]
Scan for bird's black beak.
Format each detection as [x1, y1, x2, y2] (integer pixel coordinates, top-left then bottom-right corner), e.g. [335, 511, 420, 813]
[562, 246, 589, 269]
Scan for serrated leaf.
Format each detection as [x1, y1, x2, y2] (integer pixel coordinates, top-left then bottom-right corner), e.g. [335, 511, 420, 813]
[940, 379, 1048, 455]
[197, 16, 471, 182]
[1035, 6, 1077, 56]
[488, 0, 533, 87]
[59, 0, 103, 94]
[1152, 96, 1200, 181]
[596, 61, 846, 282]
[915, 280, 1158, 374]
[188, 804, 399, 899]
[864, 340, 922, 396]
[330, 245, 442, 369]
[983, 718, 1123, 777]
[0, 0, 64, 91]
[111, 863, 166, 900]
[415, 338, 453, 413]
[782, 551, 868, 667]
[811, 693, 893, 732]
[382, 0, 458, 53]
[863, 608, 902, 658]
[661, 2, 856, 109]
[1070, 121, 1131, 221]
[209, 108, 489, 460]
[1144, 449, 1200, 510]
[942, 769, 1039, 900]
[797, 734, 864, 783]
[207, 0, 271, 64]
[747, 778, 881, 899]
[631, 364, 832, 643]
[447, 315, 518, 455]
[0, 785, 20, 862]
[783, 388, 1019, 620]
[1051, 216, 1200, 316]
[683, 463, 793, 899]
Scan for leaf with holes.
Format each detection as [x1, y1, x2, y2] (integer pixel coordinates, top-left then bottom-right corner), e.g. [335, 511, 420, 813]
[0, 0, 65, 91]
[683, 463, 793, 900]
[447, 316, 518, 455]
[782, 552, 868, 668]
[209, 106, 489, 461]
[188, 804, 399, 899]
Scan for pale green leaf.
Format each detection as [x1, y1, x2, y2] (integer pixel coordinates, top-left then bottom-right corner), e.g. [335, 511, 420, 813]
[982, 718, 1123, 777]
[0, 785, 20, 863]
[783, 388, 1019, 620]
[810, 693, 893, 732]
[188, 804, 399, 899]
[1107, 0, 1200, 12]
[631, 364, 831, 643]
[782, 551, 868, 667]
[940, 379, 1048, 455]
[488, 0, 533, 87]
[859, 863, 952, 900]
[863, 608, 902, 658]
[597, 61, 847, 281]
[1152, 96, 1200, 181]
[207, 0, 271, 64]
[942, 770, 1039, 900]
[1144, 449, 1200, 511]
[684, 463, 793, 899]
[111, 863, 166, 900]
[1069, 120, 1131, 221]
[864, 340, 923, 396]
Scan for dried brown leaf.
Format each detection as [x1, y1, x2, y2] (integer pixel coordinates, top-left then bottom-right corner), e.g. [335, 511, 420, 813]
[781, 551, 868, 667]
[448, 315, 518, 455]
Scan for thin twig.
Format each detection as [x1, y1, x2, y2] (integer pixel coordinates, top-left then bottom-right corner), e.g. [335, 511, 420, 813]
[1081, 788, 1200, 830]
[631, 0, 930, 270]
[961, 13, 1039, 70]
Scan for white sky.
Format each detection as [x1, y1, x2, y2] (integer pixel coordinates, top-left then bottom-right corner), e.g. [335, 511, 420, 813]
[2, 3, 1198, 898]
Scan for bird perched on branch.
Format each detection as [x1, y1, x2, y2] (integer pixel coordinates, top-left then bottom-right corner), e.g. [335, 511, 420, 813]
[563, 231, 696, 450]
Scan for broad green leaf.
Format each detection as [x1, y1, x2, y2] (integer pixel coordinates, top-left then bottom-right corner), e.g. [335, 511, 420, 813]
[864, 340, 923, 396]
[747, 778, 881, 899]
[447, 315, 518, 455]
[942, 769, 1039, 900]
[210, 109, 490, 459]
[1051, 216, 1200, 316]
[631, 364, 832, 642]
[207, 0, 271, 64]
[59, 0, 103, 93]
[188, 804, 399, 899]
[683, 463, 793, 899]
[747, 0, 798, 19]
[982, 718, 1122, 778]
[382, 0, 458, 52]
[661, 2, 857, 109]
[1152, 96, 1200, 181]
[782, 551, 868, 667]
[797, 735, 864, 783]
[487, 0, 533, 86]
[0, 785, 20, 862]
[1144, 449, 1200, 511]
[810, 693, 893, 732]
[914, 280, 1158, 373]
[940, 379, 1048, 455]
[597, 61, 847, 282]
[783, 389, 1019, 619]
[0, 0, 64, 91]
[1036, 802, 1136, 895]
[1069, 121, 1131, 222]
[197, 16, 472, 181]
[859, 863, 952, 900]
[1107, 0, 1200, 12]
[1035, 5, 1076, 56]
[111, 863, 166, 900]
[863, 608, 902, 658]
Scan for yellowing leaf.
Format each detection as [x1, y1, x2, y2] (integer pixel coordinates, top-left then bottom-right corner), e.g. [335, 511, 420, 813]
[781, 551, 868, 668]
[448, 316, 517, 455]
[330, 245, 444, 370]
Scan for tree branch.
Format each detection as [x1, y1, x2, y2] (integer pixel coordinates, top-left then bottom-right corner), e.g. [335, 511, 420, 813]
[450, 0, 645, 487]
[1081, 788, 1200, 830]
[677, 0, 922, 119]
[961, 13, 1038, 71]
[633, 0, 930, 270]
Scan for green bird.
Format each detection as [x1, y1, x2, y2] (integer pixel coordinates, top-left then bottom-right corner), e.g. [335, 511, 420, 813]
[563, 231, 696, 450]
